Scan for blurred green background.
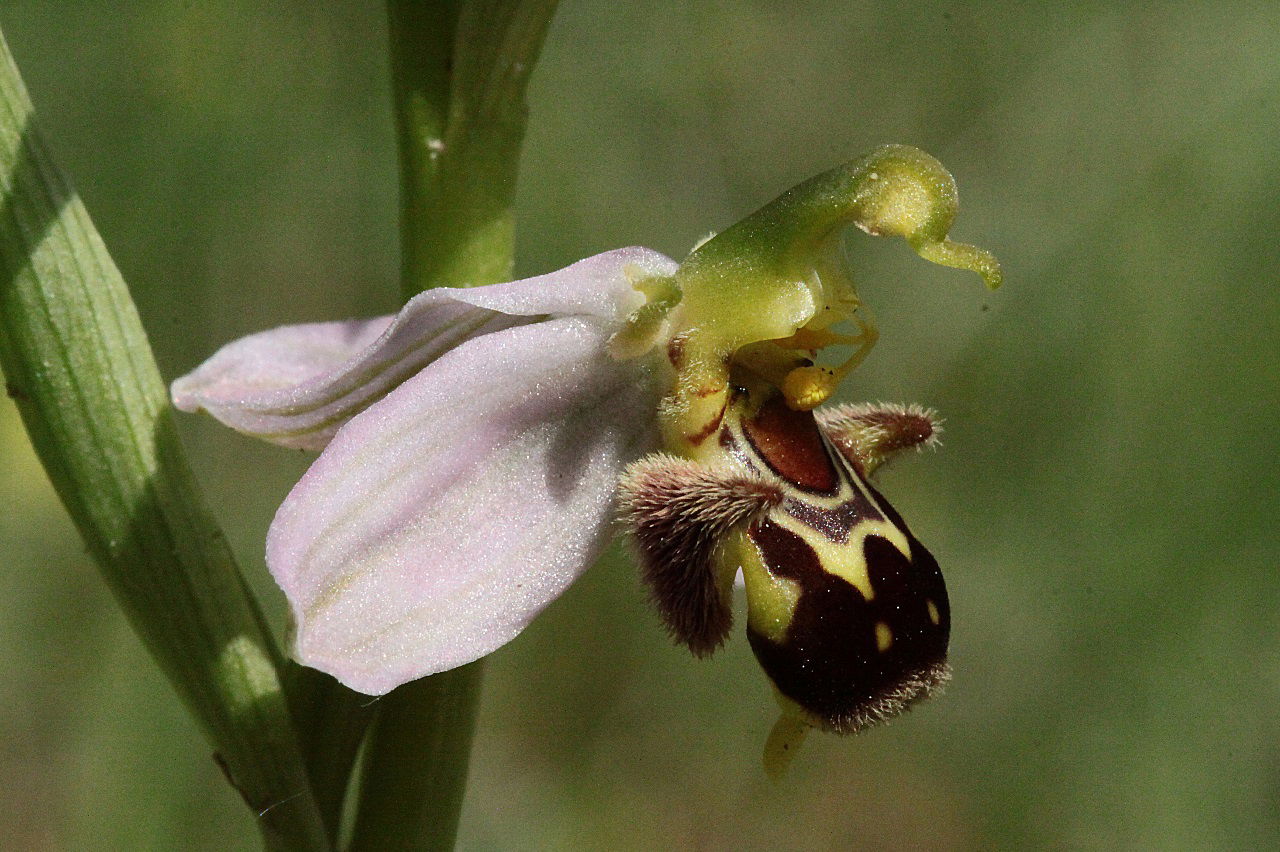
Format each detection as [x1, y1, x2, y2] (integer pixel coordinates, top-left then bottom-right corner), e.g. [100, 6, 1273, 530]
[2, 2, 1278, 849]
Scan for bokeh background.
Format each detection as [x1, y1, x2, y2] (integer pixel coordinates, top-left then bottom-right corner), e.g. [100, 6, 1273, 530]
[2, 2, 1278, 849]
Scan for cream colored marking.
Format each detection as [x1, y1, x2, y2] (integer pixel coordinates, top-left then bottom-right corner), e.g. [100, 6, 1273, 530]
[875, 621, 893, 652]
[734, 531, 802, 643]
[927, 599, 941, 625]
[770, 512, 911, 602]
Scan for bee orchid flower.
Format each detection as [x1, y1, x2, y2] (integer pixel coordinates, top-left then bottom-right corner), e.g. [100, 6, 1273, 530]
[173, 145, 1000, 758]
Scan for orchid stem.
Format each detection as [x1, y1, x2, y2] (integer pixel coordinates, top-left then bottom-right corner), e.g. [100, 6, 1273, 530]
[346, 2, 558, 848]
[287, 663, 377, 844]
[349, 664, 485, 851]
[388, 0, 461, 300]
[391, 0, 558, 300]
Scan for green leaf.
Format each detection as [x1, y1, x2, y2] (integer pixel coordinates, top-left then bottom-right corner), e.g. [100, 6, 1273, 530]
[0, 27, 329, 851]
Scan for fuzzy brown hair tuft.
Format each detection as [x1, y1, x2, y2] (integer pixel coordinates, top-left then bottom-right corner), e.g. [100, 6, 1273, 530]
[618, 454, 783, 655]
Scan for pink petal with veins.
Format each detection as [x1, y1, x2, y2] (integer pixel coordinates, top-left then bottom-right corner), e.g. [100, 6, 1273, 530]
[268, 316, 662, 694]
[171, 247, 675, 449]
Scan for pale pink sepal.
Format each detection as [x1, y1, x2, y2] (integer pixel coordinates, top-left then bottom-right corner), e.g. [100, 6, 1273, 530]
[268, 316, 662, 695]
[170, 247, 676, 450]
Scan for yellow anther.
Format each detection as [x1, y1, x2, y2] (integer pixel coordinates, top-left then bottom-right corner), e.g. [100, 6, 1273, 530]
[780, 318, 879, 411]
[782, 366, 839, 411]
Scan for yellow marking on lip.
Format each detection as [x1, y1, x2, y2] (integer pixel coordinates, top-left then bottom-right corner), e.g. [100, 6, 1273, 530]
[733, 530, 802, 643]
[769, 513, 911, 602]
[927, 599, 941, 625]
[875, 621, 893, 652]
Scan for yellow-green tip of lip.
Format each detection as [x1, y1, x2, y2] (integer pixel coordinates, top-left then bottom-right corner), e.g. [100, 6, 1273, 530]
[762, 710, 811, 780]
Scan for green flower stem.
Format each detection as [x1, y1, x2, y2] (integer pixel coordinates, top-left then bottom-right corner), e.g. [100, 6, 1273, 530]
[347, 2, 558, 848]
[0, 28, 329, 852]
[349, 663, 484, 851]
[391, 0, 559, 300]
[286, 663, 377, 844]
[387, 0, 459, 300]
